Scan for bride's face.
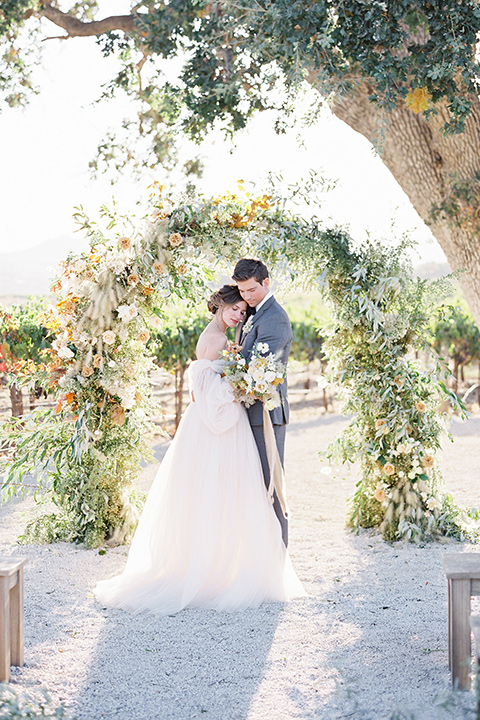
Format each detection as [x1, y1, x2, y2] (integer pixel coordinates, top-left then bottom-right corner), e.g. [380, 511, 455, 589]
[222, 300, 247, 327]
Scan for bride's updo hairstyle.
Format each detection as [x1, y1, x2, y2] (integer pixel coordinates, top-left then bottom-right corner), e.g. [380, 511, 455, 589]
[207, 284, 243, 314]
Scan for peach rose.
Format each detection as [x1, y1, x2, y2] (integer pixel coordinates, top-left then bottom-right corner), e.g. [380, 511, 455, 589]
[168, 232, 183, 247]
[102, 330, 116, 345]
[118, 237, 131, 251]
[384, 463, 395, 476]
[142, 285, 154, 296]
[93, 354, 103, 369]
[374, 487, 386, 503]
[423, 454, 435, 468]
[152, 261, 165, 274]
[127, 273, 140, 286]
[415, 401, 426, 412]
[82, 366, 94, 378]
[124, 362, 136, 378]
[111, 405, 126, 426]
[138, 330, 150, 343]
[375, 419, 387, 429]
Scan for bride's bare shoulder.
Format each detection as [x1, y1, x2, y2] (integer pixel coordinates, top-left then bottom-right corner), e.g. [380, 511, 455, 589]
[196, 327, 227, 361]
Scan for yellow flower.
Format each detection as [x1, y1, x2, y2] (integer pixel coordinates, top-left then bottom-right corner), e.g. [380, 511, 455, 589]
[384, 463, 395, 476]
[138, 329, 150, 343]
[111, 405, 126, 426]
[168, 233, 183, 247]
[374, 487, 386, 503]
[405, 87, 431, 114]
[118, 237, 131, 251]
[127, 273, 140, 286]
[415, 401, 426, 413]
[153, 261, 165, 274]
[82, 366, 94, 378]
[423, 454, 435, 469]
[102, 330, 116, 345]
[142, 285, 154, 296]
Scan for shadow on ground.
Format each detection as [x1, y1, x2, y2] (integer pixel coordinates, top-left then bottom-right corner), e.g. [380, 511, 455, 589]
[72, 603, 282, 720]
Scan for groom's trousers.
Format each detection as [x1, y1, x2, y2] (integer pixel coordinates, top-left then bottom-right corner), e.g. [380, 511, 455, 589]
[250, 423, 288, 548]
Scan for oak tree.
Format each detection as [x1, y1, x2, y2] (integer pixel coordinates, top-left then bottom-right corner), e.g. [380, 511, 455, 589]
[3, 1, 480, 323]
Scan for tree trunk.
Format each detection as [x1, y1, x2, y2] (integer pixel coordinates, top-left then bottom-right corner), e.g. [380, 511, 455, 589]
[453, 358, 460, 394]
[9, 384, 23, 418]
[319, 79, 480, 327]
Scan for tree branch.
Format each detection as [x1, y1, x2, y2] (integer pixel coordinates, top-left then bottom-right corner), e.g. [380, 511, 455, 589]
[39, 3, 137, 37]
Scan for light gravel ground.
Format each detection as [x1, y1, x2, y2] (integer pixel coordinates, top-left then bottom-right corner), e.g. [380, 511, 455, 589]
[1, 410, 480, 720]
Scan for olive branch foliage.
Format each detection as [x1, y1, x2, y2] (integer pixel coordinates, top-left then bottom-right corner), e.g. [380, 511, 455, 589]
[1, 178, 477, 544]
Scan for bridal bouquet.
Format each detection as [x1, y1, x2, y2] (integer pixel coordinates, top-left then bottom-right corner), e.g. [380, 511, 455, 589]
[222, 342, 285, 410]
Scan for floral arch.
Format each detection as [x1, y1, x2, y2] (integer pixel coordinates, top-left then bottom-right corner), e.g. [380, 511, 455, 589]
[2, 183, 477, 546]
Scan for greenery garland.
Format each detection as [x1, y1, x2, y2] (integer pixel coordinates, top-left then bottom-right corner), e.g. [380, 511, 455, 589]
[317, 232, 479, 542]
[1, 182, 477, 545]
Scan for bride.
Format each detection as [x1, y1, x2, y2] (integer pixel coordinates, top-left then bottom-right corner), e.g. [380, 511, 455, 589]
[94, 284, 305, 614]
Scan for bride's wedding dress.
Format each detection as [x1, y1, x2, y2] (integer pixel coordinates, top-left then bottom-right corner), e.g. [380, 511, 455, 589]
[94, 358, 305, 614]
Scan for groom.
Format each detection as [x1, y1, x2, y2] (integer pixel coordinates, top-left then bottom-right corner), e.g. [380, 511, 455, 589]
[233, 258, 292, 547]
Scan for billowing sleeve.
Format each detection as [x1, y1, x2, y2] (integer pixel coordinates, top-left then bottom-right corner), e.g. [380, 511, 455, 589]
[188, 359, 242, 434]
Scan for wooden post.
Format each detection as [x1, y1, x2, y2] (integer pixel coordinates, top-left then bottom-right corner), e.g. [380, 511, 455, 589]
[442, 553, 480, 690]
[10, 564, 25, 666]
[0, 578, 10, 683]
[450, 578, 472, 689]
[470, 617, 480, 720]
[0, 556, 28, 683]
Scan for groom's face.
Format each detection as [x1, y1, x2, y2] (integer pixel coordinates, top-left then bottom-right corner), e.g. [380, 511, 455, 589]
[236, 277, 270, 307]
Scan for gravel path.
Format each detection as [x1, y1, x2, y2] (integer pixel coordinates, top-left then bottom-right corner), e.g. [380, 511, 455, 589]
[1, 411, 479, 720]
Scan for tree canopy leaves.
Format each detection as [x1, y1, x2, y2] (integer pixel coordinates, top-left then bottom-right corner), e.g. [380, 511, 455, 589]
[3, 1, 480, 171]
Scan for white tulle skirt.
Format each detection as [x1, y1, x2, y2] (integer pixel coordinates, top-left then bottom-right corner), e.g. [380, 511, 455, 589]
[94, 359, 305, 614]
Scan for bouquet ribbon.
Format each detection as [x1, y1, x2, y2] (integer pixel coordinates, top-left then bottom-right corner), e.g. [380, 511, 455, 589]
[262, 405, 289, 518]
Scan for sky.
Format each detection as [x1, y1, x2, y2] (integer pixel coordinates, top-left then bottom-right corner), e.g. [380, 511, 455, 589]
[0, 6, 447, 267]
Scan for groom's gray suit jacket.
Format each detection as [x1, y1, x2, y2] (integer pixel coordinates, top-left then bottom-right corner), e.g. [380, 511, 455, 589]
[240, 296, 292, 427]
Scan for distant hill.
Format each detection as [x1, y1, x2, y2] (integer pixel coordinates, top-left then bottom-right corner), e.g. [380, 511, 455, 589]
[0, 237, 454, 302]
[414, 261, 452, 279]
[0, 236, 89, 298]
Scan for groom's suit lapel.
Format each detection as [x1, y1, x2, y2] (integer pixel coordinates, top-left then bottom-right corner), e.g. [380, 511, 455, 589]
[240, 296, 275, 345]
[252, 295, 275, 322]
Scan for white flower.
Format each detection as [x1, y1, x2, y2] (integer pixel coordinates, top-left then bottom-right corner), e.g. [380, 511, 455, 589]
[57, 345, 74, 359]
[106, 252, 127, 275]
[117, 304, 138, 322]
[426, 496, 442, 511]
[257, 342, 269, 354]
[255, 379, 268, 393]
[150, 316, 162, 330]
[264, 370, 276, 383]
[242, 317, 254, 335]
[102, 330, 116, 345]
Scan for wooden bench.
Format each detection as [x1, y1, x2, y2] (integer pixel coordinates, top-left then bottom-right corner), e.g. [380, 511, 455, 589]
[471, 616, 480, 718]
[0, 556, 28, 683]
[442, 553, 480, 689]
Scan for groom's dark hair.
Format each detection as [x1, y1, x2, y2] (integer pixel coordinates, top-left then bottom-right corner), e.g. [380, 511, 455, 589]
[232, 258, 269, 284]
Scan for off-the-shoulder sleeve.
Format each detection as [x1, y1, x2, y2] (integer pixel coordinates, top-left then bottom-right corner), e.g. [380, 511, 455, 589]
[188, 359, 242, 434]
